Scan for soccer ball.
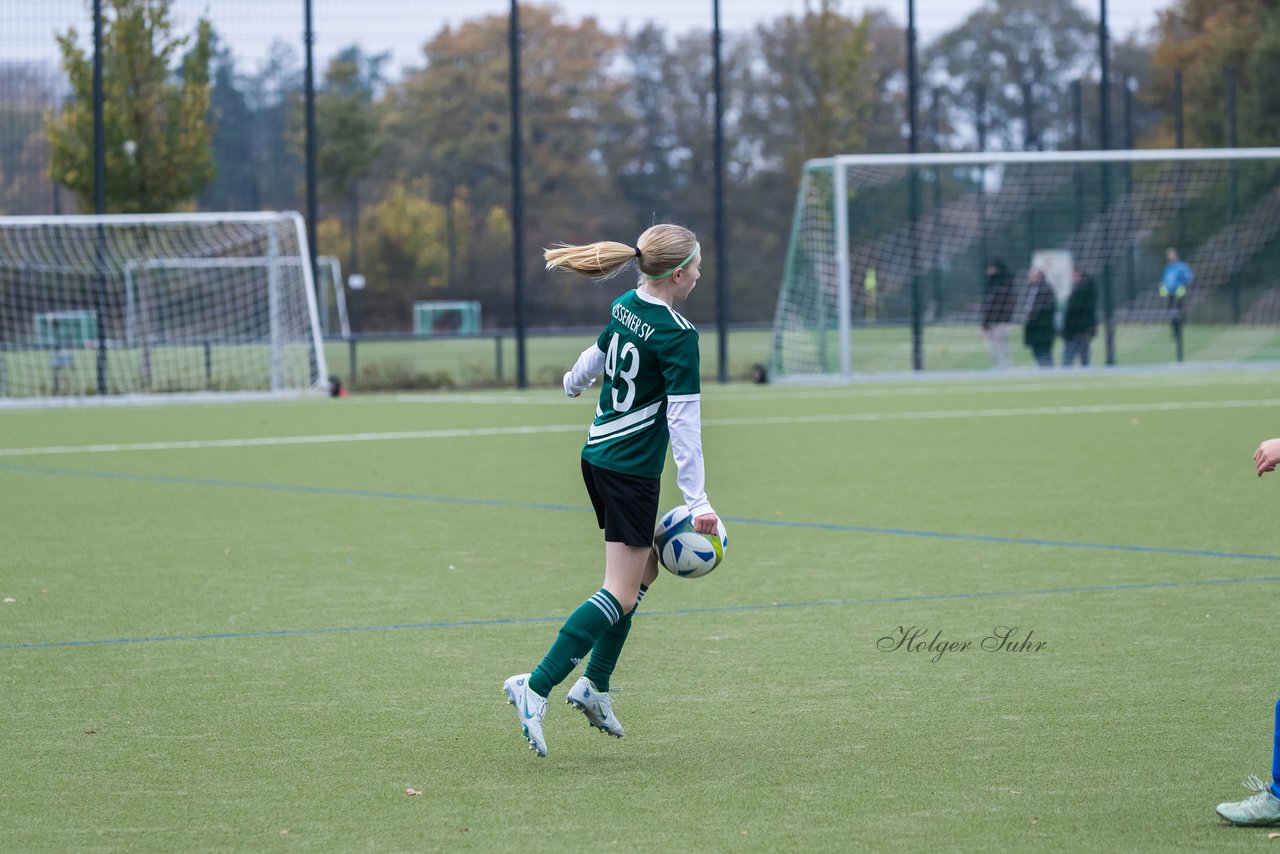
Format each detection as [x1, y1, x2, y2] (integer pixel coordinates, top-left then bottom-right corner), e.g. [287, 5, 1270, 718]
[653, 506, 728, 578]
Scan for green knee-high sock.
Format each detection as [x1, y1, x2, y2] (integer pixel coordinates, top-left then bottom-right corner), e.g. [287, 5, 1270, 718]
[529, 589, 622, 697]
[585, 584, 647, 693]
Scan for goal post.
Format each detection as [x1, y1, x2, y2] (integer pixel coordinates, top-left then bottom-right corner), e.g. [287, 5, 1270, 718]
[0, 211, 329, 403]
[770, 147, 1280, 380]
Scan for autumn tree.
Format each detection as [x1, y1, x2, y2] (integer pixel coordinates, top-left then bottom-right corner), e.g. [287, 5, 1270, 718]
[48, 0, 214, 213]
[382, 7, 628, 325]
[314, 46, 386, 280]
[1146, 0, 1280, 148]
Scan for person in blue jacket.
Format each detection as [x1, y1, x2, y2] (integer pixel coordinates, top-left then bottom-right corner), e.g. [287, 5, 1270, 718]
[1160, 247, 1193, 361]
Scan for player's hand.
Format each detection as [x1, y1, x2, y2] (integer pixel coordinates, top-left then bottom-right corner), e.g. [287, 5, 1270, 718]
[693, 513, 719, 535]
[1255, 438, 1280, 476]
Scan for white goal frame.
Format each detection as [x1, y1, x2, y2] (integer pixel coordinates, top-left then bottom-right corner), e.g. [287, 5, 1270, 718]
[0, 211, 329, 406]
[775, 146, 1280, 381]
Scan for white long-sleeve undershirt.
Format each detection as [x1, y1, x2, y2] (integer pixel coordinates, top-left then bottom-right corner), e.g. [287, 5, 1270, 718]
[563, 344, 605, 397]
[666, 396, 714, 519]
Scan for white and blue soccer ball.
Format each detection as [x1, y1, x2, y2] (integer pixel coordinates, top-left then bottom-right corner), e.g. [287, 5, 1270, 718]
[653, 505, 728, 578]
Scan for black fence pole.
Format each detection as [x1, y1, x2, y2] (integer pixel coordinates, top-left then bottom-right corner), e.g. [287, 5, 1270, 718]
[509, 0, 528, 389]
[1123, 75, 1136, 303]
[1072, 79, 1084, 232]
[1223, 65, 1233, 322]
[1174, 69, 1186, 252]
[1022, 79, 1037, 269]
[907, 0, 922, 371]
[303, 0, 320, 384]
[930, 87, 944, 319]
[712, 0, 728, 382]
[1099, 0, 1115, 365]
[1021, 80, 1035, 150]
[92, 0, 108, 395]
[976, 83, 988, 285]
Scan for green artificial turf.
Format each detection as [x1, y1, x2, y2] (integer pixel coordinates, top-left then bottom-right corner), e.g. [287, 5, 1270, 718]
[3, 367, 1280, 851]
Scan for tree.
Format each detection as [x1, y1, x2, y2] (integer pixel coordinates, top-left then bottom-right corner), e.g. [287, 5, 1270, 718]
[0, 64, 61, 215]
[199, 33, 255, 211]
[383, 14, 521, 300]
[1147, 0, 1280, 148]
[48, 0, 214, 213]
[737, 4, 872, 178]
[243, 41, 304, 212]
[353, 178, 450, 330]
[924, 0, 1097, 151]
[611, 24, 684, 217]
[383, 7, 628, 325]
[857, 9, 910, 153]
[314, 47, 387, 283]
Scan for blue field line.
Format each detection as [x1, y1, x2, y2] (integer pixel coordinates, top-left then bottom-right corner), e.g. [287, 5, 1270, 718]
[0, 462, 585, 513]
[739, 517, 1280, 561]
[3, 461, 1278, 563]
[4, 574, 1279, 652]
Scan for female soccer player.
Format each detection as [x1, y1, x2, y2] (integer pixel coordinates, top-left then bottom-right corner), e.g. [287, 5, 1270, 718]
[1214, 437, 1280, 825]
[503, 224, 719, 758]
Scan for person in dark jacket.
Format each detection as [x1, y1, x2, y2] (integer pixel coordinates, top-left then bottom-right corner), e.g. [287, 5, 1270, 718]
[981, 259, 1018, 368]
[1022, 268, 1056, 368]
[1061, 266, 1098, 367]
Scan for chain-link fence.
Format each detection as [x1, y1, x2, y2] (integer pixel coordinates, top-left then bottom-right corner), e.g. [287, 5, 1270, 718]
[6, 1, 1277, 389]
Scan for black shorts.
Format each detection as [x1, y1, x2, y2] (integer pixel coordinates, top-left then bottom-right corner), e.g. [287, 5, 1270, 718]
[581, 459, 660, 548]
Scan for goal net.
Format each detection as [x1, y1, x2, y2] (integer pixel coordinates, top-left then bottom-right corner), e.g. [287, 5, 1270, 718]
[0, 211, 328, 403]
[770, 147, 1280, 378]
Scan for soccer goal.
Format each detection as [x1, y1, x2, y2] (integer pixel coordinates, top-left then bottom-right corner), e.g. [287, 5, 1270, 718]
[316, 255, 351, 339]
[0, 211, 329, 403]
[770, 147, 1280, 379]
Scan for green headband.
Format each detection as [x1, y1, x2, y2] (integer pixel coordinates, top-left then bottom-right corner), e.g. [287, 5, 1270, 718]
[643, 242, 700, 280]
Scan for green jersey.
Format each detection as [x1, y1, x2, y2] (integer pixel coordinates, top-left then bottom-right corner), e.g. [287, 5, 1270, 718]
[580, 288, 701, 478]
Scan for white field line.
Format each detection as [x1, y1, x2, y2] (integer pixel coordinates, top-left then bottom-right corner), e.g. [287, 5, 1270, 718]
[1, 398, 1278, 458]
[0, 424, 587, 457]
[394, 372, 1280, 406]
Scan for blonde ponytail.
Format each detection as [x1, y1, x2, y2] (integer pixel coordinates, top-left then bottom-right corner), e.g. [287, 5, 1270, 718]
[544, 224, 698, 284]
[543, 241, 638, 281]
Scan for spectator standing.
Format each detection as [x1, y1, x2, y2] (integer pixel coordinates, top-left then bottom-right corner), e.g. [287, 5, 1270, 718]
[1061, 266, 1098, 367]
[981, 259, 1018, 369]
[1022, 268, 1056, 369]
[1160, 247, 1193, 362]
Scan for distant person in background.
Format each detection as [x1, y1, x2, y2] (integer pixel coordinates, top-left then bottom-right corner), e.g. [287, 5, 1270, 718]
[49, 318, 74, 395]
[981, 259, 1018, 369]
[1212, 436, 1280, 827]
[1061, 266, 1098, 368]
[1160, 247, 1193, 362]
[1022, 268, 1056, 368]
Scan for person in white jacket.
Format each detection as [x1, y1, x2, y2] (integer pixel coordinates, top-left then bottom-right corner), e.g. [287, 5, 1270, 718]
[503, 223, 718, 758]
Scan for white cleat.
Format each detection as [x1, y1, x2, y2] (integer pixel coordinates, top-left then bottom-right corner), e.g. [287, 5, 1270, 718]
[503, 673, 548, 758]
[566, 676, 624, 738]
[1217, 774, 1280, 826]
